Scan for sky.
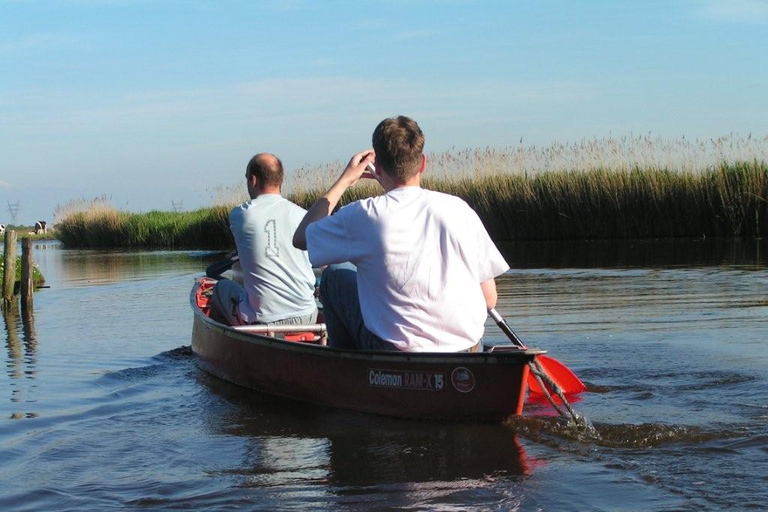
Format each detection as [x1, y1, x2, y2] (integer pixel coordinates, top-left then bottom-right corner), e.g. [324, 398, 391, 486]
[1, 0, 767, 224]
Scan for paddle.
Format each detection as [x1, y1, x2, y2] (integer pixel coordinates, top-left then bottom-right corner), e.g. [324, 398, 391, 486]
[488, 308, 586, 396]
[206, 254, 239, 280]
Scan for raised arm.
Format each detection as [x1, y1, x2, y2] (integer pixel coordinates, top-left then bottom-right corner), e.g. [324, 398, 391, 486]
[293, 150, 375, 250]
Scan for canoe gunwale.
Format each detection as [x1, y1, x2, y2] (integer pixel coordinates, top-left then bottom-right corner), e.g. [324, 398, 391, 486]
[189, 280, 545, 364]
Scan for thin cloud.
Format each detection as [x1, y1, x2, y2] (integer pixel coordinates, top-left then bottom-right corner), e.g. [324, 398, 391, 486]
[309, 58, 334, 68]
[391, 29, 440, 42]
[0, 32, 77, 55]
[3, 75, 594, 137]
[700, 0, 768, 24]
[0, 180, 15, 189]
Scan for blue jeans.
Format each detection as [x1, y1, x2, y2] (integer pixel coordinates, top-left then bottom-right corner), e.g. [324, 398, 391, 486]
[319, 263, 400, 351]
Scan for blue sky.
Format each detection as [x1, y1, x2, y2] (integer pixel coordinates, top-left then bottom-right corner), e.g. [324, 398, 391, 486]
[1, 0, 767, 224]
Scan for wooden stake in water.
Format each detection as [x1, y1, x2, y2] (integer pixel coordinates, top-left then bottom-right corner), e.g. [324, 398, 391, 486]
[21, 238, 33, 308]
[3, 230, 17, 308]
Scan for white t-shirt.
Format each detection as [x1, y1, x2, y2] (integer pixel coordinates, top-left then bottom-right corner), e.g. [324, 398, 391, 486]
[306, 187, 509, 352]
[230, 194, 317, 323]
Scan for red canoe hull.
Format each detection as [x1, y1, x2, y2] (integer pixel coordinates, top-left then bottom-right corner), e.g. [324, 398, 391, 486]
[190, 280, 539, 421]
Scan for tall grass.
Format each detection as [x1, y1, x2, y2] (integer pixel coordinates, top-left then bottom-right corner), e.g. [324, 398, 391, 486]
[54, 136, 768, 248]
[56, 201, 233, 249]
[436, 162, 767, 240]
[286, 161, 767, 241]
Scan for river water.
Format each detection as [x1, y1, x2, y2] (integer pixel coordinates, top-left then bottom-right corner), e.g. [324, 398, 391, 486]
[1, 239, 766, 511]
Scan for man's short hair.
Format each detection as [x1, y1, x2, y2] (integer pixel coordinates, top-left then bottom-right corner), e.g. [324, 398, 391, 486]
[247, 153, 284, 189]
[372, 116, 425, 182]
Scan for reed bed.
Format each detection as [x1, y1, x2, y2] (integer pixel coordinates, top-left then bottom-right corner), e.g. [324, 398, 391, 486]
[287, 162, 767, 240]
[55, 198, 232, 249]
[430, 162, 767, 240]
[54, 136, 768, 248]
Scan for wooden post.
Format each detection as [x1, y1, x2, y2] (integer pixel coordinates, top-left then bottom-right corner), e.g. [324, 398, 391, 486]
[3, 230, 17, 308]
[21, 238, 33, 308]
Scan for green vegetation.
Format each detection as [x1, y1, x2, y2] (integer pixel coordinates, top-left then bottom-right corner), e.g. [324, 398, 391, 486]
[54, 161, 767, 248]
[56, 205, 233, 249]
[427, 161, 768, 241]
[0, 257, 45, 287]
[1, 226, 56, 241]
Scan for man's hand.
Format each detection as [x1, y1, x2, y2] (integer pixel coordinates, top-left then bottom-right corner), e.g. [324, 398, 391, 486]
[293, 149, 375, 250]
[340, 150, 376, 186]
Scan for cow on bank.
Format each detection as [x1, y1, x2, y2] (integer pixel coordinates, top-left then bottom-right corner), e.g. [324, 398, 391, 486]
[0, 224, 4, 235]
[34, 221, 47, 235]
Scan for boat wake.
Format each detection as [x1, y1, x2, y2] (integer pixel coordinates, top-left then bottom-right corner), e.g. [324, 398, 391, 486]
[159, 345, 194, 359]
[505, 414, 742, 449]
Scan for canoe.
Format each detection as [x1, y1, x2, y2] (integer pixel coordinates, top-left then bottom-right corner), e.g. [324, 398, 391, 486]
[190, 277, 543, 421]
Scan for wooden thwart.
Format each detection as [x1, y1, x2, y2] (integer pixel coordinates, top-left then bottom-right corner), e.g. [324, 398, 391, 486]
[233, 323, 327, 333]
[233, 323, 328, 345]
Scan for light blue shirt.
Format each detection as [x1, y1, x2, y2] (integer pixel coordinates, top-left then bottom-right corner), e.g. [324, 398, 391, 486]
[230, 194, 317, 323]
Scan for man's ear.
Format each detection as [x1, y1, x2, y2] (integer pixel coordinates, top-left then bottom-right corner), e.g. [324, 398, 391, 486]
[419, 154, 427, 174]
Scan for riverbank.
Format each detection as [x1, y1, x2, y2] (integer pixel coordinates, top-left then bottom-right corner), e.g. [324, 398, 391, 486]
[56, 205, 233, 249]
[54, 161, 767, 249]
[0, 256, 45, 287]
[1, 227, 56, 242]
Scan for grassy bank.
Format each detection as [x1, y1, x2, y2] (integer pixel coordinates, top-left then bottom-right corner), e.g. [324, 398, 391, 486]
[55, 161, 767, 248]
[1, 226, 57, 241]
[56, 204, 233, 249]
[0, 256, 45, 287]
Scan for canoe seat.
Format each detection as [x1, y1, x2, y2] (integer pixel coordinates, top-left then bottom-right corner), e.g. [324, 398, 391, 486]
[196, 278, 328, 345]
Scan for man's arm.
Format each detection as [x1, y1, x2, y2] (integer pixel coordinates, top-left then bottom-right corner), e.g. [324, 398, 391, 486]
[481, 278, 498, 310]
[293, 149, 375, 250]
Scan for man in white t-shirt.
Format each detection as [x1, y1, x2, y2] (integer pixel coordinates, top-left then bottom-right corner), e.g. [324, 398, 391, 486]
[211, 153, 317, 326]
[293, 116, 508, 352]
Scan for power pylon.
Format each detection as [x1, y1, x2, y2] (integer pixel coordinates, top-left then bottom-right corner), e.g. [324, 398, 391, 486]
[6, 200, 20, 223]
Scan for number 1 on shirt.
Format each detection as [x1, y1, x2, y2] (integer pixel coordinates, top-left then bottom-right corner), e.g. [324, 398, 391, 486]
[264, 219, 279, 258]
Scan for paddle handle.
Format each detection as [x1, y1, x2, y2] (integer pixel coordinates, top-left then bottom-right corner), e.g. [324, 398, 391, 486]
[206, 255, 240, 280]
[488, 308, 528, 349]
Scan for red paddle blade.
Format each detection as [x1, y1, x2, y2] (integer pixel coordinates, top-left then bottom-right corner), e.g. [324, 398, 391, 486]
[526, 354, 587, 397]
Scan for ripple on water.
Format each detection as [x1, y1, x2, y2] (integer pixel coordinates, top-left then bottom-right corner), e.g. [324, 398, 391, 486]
[3, 242, 766, 512]
[505, 414, 740, 449]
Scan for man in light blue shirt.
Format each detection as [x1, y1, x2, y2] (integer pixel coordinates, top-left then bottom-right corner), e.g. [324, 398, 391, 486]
[211, 153, 317, 326]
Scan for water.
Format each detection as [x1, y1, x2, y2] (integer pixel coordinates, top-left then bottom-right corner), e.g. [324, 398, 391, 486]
[1, 240, 766, 511]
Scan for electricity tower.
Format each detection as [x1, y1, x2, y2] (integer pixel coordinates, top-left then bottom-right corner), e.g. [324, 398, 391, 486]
[6, 200, 20, 223]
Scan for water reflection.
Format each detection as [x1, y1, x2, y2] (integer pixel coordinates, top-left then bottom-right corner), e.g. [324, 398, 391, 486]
[58, 251, 207, 287]
[201, 374, 530, 490]
[32, 244, 221, 288]
[4, 307, 22, 381]
[0, 239, 764, 511]
[22, 238, 768, 288]
[21, 305, 37, 379]
[499, 237, 767, 268]
[3, 304, 38, 419]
